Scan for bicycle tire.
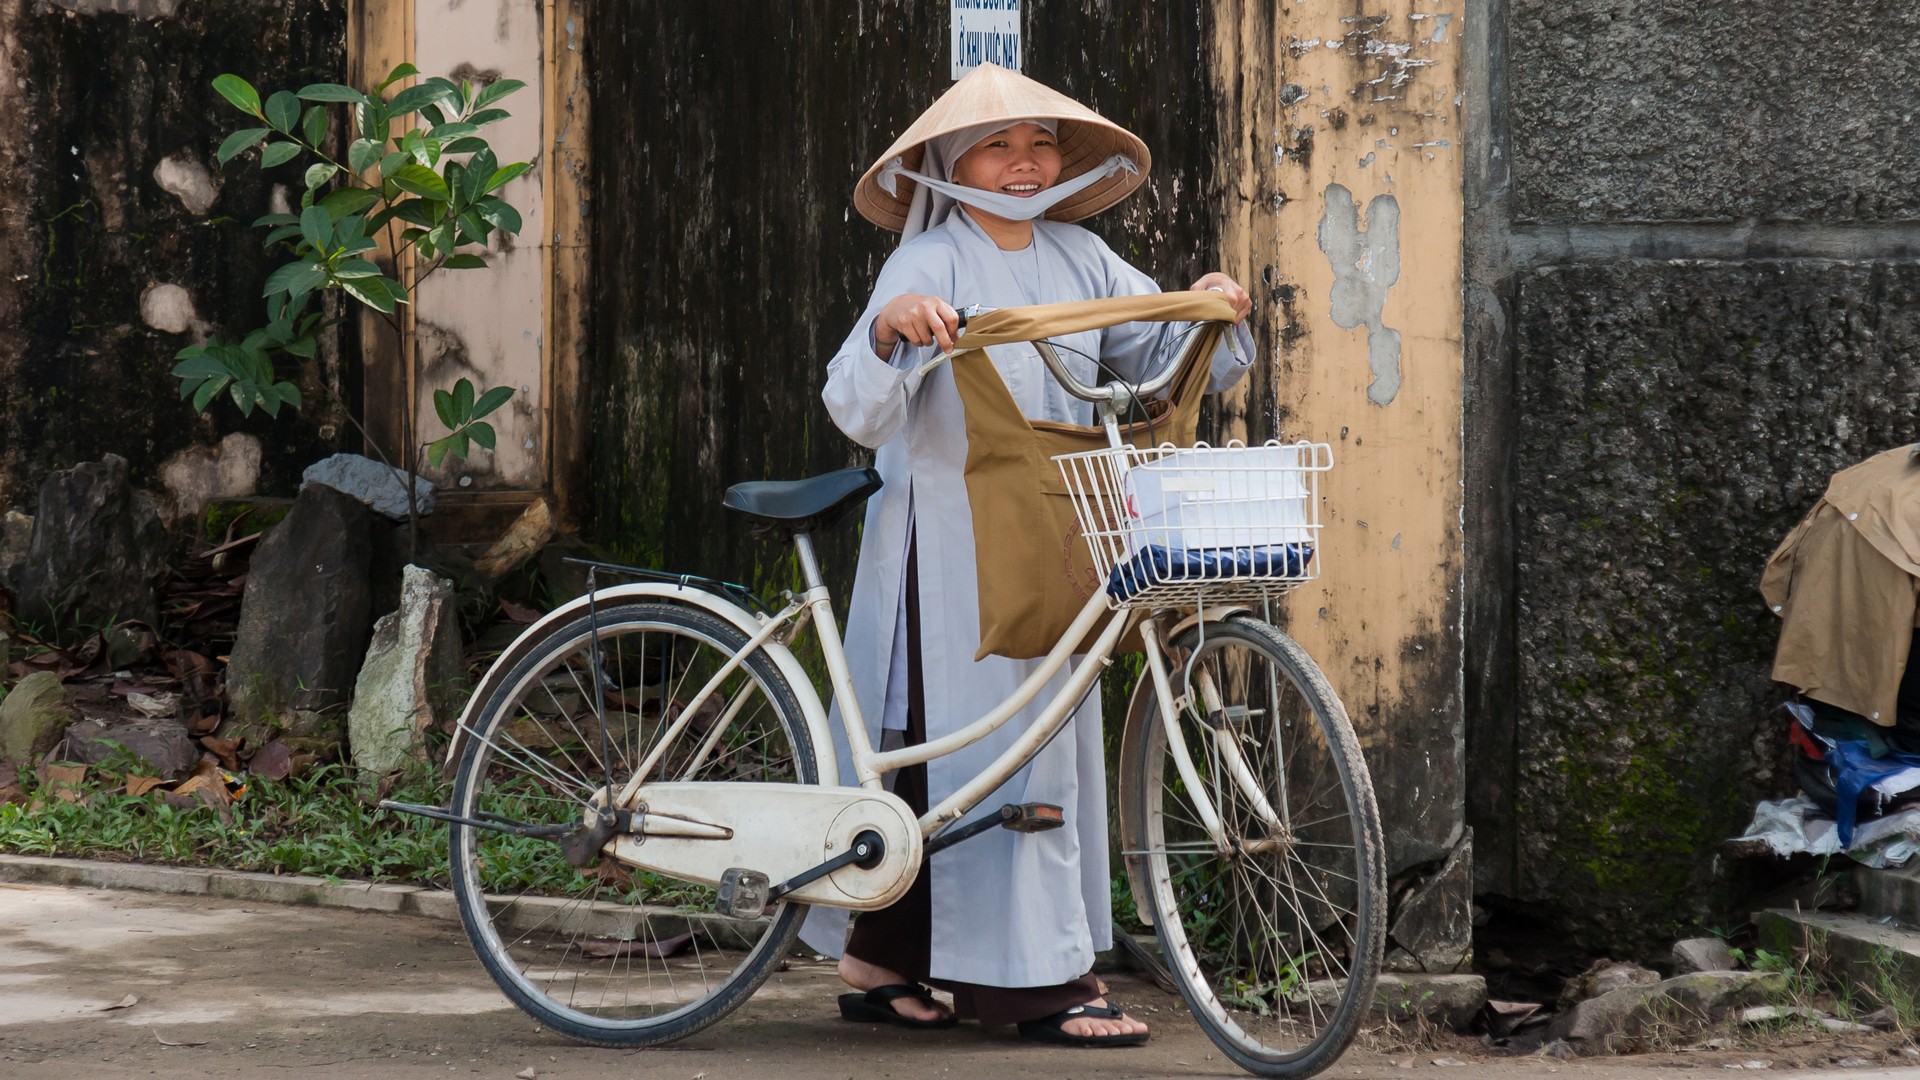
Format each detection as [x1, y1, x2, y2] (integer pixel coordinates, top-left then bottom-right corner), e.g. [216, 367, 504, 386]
[1126, 613, 1385, 1078]
[449, 602, 817, 1047]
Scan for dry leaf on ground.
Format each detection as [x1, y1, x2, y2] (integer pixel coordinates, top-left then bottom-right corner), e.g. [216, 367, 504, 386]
[98, 993, 139, 1011]
[125, 775, 166, 797]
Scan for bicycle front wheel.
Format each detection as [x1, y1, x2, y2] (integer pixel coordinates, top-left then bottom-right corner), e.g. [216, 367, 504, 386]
[1127, 614, 1385, 1078]
[449, 602, 816, 1047]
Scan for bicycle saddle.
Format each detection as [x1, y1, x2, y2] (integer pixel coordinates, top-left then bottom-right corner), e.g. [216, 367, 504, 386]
[723, 467, 882, 534]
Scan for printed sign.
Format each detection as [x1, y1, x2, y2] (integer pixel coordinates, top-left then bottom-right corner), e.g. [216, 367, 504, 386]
[951, 0, 1022, 79]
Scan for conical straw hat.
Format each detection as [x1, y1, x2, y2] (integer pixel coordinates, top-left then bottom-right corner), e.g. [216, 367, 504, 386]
[853, 63, 1151, 233]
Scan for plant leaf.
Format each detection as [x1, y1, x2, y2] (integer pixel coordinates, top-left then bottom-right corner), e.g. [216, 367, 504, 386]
[432, 387, 456, 429]
[282, 335, 317, 359]
[472, 78, 526, 111]
[465, 108, 510, 128]
[441, 137, 487, 155]
[251, 212, 299, 227]
[332, 258, 382, 279]
[263, 259, 326, 299]
[388, 199, 438, 228]
[474, 197, 521, 235]
[299, 206, 333, 252]
[300, 105, 327, 149]
[216, 127, 270, 166]
[427, 121, 479, 143]
[339, 275, 395, 312]
[347, 137, 382, 174]
[484, 161, 531, 194]
[259, 224, 301, 248]
[264, 90, 300, 134]
[192, 376, 229, 412]
[389, 163, 448, 201]
[303, 162, 339, 191]
[440, 253, 487, 270]
[428, 219, 456, 256]
[377, 151, 408, 178]
[274, 382, 303, 409]
[212, 74, 261, 116]
[472, 385, 514, 419]
[453, 377, 475, 421]
[378, 62, 419, 92]
[468, 420, 496, 451]
[426, 438, 451, 469]
[297, 82, 367, 103]
[318, 187, 378, 219]
[386, 82, 455, 117]
[259, 141, 301, 168]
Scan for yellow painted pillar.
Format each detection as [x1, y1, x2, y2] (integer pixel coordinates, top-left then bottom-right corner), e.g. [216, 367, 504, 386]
[1214, 0, 1467, 867]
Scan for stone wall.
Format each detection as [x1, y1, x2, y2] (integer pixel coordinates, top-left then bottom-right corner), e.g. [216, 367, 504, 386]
[0, 0, 350, 512]
[1466, 0, 1920, 952]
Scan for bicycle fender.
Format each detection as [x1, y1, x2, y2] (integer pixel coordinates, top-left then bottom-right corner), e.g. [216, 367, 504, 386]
[445, 584, 838, 782]
[1114, 606, 1253, 927]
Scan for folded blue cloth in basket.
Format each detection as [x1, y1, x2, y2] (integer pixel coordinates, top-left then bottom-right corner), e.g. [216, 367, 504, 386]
[1106, 544, 1316, 602]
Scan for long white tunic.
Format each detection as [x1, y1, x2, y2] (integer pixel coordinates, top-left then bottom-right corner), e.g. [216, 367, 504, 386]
[799, 209, 1254, 987]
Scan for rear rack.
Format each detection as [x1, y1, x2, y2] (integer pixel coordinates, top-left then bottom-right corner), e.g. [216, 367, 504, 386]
[561, 556, 774, 617]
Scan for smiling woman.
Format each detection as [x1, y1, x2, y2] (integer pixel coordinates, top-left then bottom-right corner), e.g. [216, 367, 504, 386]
[803, 62, 1256, 1047]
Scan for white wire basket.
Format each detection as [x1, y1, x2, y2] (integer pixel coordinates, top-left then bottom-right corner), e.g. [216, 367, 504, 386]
[1053, 439, 1333, 609]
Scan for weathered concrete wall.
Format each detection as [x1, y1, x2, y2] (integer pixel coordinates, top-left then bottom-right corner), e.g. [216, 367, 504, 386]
[587, 2, 1224, 600]
[0, 0, 350, 512]
[1466, 0, 1920, 953]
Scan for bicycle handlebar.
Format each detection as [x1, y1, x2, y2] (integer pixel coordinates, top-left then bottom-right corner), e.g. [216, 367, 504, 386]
[944, 292, 1239, 409]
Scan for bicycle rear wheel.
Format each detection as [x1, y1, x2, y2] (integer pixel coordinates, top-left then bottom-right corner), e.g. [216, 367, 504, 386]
[448, 602, 816, 1047]
[1126, 613, 1384, 1077]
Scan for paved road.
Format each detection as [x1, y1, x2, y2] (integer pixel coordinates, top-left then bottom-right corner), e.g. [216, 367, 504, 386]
[1, 880, 1915, 1080]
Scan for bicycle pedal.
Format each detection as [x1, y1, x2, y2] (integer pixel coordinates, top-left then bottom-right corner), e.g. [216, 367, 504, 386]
[715, 867, 771, 918]
[1000, 803, 1066, 833]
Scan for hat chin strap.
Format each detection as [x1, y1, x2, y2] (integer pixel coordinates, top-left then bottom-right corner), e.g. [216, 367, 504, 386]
[878, 154, 1137, 222]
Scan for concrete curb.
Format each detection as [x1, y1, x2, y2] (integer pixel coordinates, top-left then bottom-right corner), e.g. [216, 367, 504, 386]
[0, 853, 459, 921]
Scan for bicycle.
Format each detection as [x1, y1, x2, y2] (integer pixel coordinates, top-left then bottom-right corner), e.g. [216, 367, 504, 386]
[388, 293, 1386, 1078]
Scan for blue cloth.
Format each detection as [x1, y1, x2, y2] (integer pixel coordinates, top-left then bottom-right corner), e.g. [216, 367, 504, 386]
[1828, 739, 1920, 846]
[1106, 543, 1315, 601]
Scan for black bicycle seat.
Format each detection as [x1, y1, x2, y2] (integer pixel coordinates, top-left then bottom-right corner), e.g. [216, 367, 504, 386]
[722, 467, 882, 534]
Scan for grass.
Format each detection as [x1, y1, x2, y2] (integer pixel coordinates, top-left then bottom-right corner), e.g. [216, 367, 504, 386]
[1, 762, 453, 887]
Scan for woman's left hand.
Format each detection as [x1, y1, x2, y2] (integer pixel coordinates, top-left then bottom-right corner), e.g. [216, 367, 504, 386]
[1190, 272, 1252, 324]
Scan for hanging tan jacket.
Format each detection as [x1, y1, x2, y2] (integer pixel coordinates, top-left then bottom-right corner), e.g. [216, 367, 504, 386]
[1760, 444, 1920, 725]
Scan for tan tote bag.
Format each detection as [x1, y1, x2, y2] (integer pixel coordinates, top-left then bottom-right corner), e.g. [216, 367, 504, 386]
[947, 293, 1235, 660]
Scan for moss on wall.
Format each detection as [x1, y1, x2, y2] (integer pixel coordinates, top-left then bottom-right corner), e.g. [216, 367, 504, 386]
[0, 0, 350, 510]
[1510, 260, 1920, 953]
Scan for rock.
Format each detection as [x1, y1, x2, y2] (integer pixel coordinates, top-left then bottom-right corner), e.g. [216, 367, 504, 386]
[1738, 1004, 1826, 1024]
[0, 672, 72, 762]
[473, 497, 556, 580]
[1371, 973, 1487, 1030]
[61, 717, 199, 779]
[1386, 832, 1474, 973]
[11, 455, 169, 628]
[302, 453, 435, 521]
[347, 565, 464, 775]
[156, 433, 261, 526]
[1558, 958, 1661, 1007]
[1673, 936, 1737, 974]
[0, 509, 32, 592]
[223, 484, 375, 752]
[1547, 970, 1787, 1052]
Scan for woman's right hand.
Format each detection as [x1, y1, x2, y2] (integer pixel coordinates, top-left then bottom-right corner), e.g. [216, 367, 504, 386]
[873, 293, 961, 359]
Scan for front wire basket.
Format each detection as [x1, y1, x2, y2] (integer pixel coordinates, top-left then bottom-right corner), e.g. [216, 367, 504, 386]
[1053, 439, 1334, 609]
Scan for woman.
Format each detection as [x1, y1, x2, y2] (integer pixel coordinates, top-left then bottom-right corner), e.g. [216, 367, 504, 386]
[800, 63, 1255, 1048]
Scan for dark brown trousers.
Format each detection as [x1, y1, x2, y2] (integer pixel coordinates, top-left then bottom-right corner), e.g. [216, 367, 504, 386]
[841, 538, 1100, 1027]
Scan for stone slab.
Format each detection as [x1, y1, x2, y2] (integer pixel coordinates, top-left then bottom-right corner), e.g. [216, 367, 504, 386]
[1509, 0, 1920, 223]
[1856, 864, 1920, 929]
[0, 853, 454, 921]
[1373, 973, 1487, 1030]
[1756, 908, 1920, 992]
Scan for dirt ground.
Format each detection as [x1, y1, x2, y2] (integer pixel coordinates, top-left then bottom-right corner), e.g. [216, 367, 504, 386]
[1, 881, 1915, 1080]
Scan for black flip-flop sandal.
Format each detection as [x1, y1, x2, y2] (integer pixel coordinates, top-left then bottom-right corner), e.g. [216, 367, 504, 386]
[837, 983, 958, 1029]
[1017, 1002, 1150, 1048]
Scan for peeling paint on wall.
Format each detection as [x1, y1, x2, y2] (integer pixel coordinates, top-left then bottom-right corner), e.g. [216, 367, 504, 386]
[1318, 183, 1403, 407]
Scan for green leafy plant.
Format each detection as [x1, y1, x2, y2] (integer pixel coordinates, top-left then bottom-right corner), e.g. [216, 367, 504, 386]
[177, 64, 529, 547]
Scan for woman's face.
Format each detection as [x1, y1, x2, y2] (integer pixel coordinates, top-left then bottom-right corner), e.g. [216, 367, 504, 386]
[950, 122, 1062, 199]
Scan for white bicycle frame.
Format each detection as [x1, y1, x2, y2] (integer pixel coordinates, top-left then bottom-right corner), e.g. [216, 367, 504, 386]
[446, 310, 1270, 850]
